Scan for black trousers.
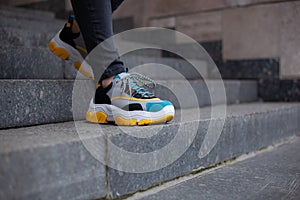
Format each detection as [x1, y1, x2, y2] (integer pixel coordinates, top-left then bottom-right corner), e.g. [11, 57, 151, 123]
[71, 0, 125, 82]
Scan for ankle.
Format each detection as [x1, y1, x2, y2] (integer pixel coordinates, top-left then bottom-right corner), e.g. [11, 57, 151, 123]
[71, 19, 80, 34]
[101, 76, 114, 88]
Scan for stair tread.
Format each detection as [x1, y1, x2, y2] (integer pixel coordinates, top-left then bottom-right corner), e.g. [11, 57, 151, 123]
[1, 102, 299, 153]
[1, 102, 299, 199]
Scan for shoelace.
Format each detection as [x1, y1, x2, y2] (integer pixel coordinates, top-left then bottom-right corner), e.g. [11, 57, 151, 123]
[120, 73, 156, 98]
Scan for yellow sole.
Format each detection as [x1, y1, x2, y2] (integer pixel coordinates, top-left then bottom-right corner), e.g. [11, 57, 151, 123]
[86, 111, 174, 126]
[86, 111, 109, 124]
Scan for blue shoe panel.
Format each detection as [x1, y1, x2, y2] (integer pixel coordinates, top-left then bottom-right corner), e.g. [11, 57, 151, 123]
[146, 101, 173, 112]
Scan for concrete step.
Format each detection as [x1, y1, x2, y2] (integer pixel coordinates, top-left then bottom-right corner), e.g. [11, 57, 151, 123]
[104, 103, 300, 198]
[121, 41, 221, 79]
[0, 27, 163, 60]
[1, 44, 208, 79]
[116, 29, 212, 60]
[118, 28, 178, 46]
[0, 80, 76, 129]
[1, 33, 208, 79]
[64, 55, 209, 80]
[0, 27, 161, 57]
[0, 46, 64, 79]
[127, 137, 300, 200]
[0, 26, 164, 59]
[0, 16, 64, 33]
[0, 79, 257, 129]
[117, 30, 220, 78]
[124, 55, 208, 80]
[0, 27, 55, 48]
[0, 121, 107, 200]
[0, 6, 55, 21]
[0, 103, 299, 199]
[155, 79, 257, 109]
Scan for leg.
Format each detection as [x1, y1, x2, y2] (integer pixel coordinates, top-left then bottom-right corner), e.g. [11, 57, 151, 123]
[71, 0, 116, 53]
[71, 0, 124, 34]
[71, 0, 125, 84]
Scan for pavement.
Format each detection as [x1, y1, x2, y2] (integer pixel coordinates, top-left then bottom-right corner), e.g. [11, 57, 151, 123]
[126, 137, 300, 200]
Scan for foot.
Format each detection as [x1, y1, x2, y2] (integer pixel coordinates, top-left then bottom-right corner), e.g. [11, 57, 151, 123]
[48, 15, 94, 79]
[86, 72, 175, 126]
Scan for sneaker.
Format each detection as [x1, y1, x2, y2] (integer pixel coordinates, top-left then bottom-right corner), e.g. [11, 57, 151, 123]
[48, 15, 94, 79]
[86, 72, 175, 126]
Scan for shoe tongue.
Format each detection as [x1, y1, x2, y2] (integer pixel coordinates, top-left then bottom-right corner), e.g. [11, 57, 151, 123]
[114, 72, 128, 80]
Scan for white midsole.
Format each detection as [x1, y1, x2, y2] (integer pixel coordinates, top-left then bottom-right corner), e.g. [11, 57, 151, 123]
[88, 101, 175, 122]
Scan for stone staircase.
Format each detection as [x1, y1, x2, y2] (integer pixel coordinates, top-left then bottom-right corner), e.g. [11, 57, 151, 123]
[0, 7, 299, 200]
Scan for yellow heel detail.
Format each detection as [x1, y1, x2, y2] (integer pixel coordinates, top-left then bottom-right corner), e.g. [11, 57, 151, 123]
[86, 111, 108, 124]
[48, 41, 70, 60]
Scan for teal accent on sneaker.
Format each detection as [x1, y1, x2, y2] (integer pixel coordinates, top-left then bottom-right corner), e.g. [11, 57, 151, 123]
[68, 15, 75, 21]
[114, 72, 127, 80]
[146, 101, 173, 112]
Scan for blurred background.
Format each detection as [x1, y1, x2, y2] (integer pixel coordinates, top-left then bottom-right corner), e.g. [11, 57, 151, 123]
[0, 1, 299, 199]
[2, 0, 298, 101]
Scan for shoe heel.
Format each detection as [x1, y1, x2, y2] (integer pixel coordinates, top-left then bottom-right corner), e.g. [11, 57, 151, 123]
[86, 111, 108, 124]
[48, 41, 70, 60]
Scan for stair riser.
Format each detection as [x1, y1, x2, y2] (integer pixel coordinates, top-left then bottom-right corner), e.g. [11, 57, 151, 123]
[1, 45, 208, 80]
[0, 7, 55, 21]
[0, 27, 165, 59]
[124, 56, 208, 80]
[0, 138, 106, 200]
[156, 80, 257, 108]
[0, 17, 64, 33]
[0, 80, 74, 129]
[65, 56, 208, 80]
[119, 31, 213, 60]
[0, 27, 55, 48]
[0, 80, 257, 128]
[65, 56, 209, 80]
[0, 47, 63, 79]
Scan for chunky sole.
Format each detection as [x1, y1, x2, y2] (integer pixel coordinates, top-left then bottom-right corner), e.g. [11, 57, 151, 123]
[48, 30, 94, 79]
[86, 102, 175, 126]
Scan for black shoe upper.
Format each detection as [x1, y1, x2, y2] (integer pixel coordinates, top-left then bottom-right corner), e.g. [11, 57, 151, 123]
[59, 15, 80, 48]
[94, 84, 112, 104]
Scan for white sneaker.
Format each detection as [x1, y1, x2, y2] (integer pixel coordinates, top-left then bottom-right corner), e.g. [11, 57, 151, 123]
[86, 72, 175, 126]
